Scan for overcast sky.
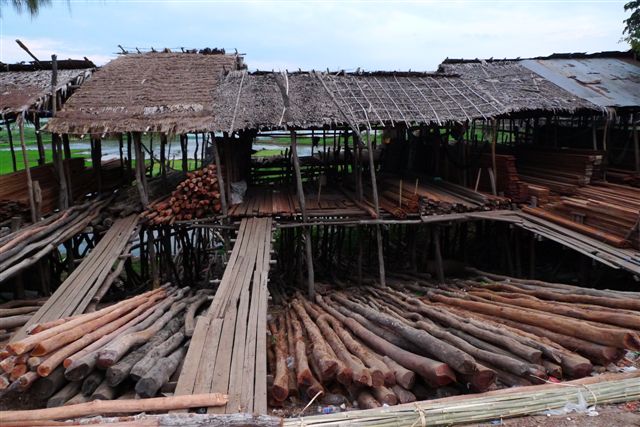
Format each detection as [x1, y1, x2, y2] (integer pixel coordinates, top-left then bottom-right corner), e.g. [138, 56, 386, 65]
[0, 0, 632, 71]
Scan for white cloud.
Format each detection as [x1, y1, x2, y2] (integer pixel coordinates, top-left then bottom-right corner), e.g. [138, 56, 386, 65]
[0, 36, 115, 65]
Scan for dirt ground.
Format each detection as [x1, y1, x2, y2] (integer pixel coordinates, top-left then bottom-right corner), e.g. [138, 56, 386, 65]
[468, 402, 640, 427]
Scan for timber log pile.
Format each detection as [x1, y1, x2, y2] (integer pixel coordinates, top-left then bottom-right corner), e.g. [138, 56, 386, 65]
[0, 286, 213, 407]
[0, 299, 47, 346]
[268, 273, 639, 409]
[142, 165, 222, 224]
[0, 199, 111, 284]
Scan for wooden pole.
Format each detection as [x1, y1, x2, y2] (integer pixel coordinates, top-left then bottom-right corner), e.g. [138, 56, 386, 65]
[363, 128, 385, 287]
[491, 118, 498, 192]
[133, 132, 149, 207]
[126, 132, 133, 181]
[291, 130, 315, 298]
[160, 133, 167, 182]
[633, 113, 639, 173]
[5, 120, 17, 172]
[50, 55, 57, 115]
[18, 116, 37, 223]
[433, 226, 445, 284]
[33, 114, 45, 166]
[211, 135, 228, 215]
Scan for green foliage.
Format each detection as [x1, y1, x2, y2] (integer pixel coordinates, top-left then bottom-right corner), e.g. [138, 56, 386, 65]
[1, 0, 51, 15]
[624, 1, 640, 54]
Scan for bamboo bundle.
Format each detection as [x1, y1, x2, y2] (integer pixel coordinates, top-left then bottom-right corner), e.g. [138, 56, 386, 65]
[141, 164, 222, 224]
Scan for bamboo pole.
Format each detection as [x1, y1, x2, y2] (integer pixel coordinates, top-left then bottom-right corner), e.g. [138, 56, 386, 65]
[364, 128, 386, 287]
[211, 135, 228, 216]
[133, 132, 149, 207]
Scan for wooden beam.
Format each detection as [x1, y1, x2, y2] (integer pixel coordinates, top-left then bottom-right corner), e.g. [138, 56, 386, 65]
[212, 135, 228, 216]
[363, 128, 386, 287]
[5, 120, 17, 172]
[17, 117, 37, 223]
[291, 131, 315, 298]
[133, 132, 149, 207]
[33, 114, 45, 166]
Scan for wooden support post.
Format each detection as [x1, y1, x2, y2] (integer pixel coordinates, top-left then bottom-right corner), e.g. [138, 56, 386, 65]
[51, 55, 58, 115]
[160, 133, 167, 182]
[291, 130, 315, 298]
[126, 133, 133, 181]
[433, 226, 445, 284]
[18, 117, 37, 223]
[10, 217, 25, 299]
[181, 134, 188, 172]
[92, 138, 103, 193]
[491, 118, 498, 192]
[33, 114, 45, 166]
[363, 128, 385, 287]
[529, 233, 536, 279]
[633, 113, 639, 173]
[62, 134, 71, 159]
[211, 135, 228, 216]
[133, 132, 149, 207]
[51, 134, 68, 209]
[5, 120, 17, 172]
[148, 229, 159, 288]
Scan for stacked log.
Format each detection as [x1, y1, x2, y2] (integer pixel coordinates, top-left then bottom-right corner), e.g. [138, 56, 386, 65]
[267, 273, 639, 409]
[0, 286, 210, 406]
[0, 299, 47, 345]
[142, 164, 222, 224]
[0, 198, 111, 284]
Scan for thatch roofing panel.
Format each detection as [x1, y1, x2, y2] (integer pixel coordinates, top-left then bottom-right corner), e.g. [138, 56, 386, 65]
[46, 52, 239, 134]
[0, 69, 93, 116]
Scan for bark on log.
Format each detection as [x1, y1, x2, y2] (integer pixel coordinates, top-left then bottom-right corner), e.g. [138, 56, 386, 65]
[391, 384, 416, 403]
[428, 291, 640, 350]
[91, 378, 119, 400]
[37, 293, 167, 376]
[0, 315, 30, 330]
[64, 391, 90, 406]
[98, 298, 188, 367]
[290, 300, 338, 381]
[104, 317, 183, 386]
[288, 310, 324, 397]
[16, 370, 39, 391]
[371, 385, 397, 405]
[268, 317, 289, 402]
[356, 390, 380, 409]
[184, 294, 211, 337]
[333, 294, 477, 375]
[135, 346, 186, 398]
[81, 370, 104, 396]
[130, 330, 184, 380]
[47, 381, 81, 408]
[381, 356, 415, 389]
[32, 366, 66, 399]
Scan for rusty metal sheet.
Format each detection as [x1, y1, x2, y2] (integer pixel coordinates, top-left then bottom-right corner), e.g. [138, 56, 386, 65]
[521, 58, 640, 108]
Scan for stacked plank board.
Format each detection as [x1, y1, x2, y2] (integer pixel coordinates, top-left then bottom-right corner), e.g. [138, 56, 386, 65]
[473, 154, 528, 202]
[0, 159, 126, 223]
[516, 148, 603, 195]
[175, 217, 272, 414]
[12, 215, 139, 340]
[524, 182, 640, 248]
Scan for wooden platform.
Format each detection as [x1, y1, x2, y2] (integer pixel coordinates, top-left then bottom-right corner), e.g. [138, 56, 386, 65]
[174, 217, 273, 414]
[12, 215, 139, 340]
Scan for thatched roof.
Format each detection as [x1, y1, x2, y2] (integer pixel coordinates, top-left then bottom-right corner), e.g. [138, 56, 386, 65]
[213, 66, 599, 132]
[46, 51, 242, 135]
[0, 68, 93, 117]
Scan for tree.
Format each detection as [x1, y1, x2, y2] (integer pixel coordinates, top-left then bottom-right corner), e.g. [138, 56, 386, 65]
[624, 1, 640, 54]
[0, 0, 52, 16]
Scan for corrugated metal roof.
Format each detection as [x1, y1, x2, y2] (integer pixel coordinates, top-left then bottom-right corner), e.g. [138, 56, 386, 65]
[520, 57, 640, 109]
